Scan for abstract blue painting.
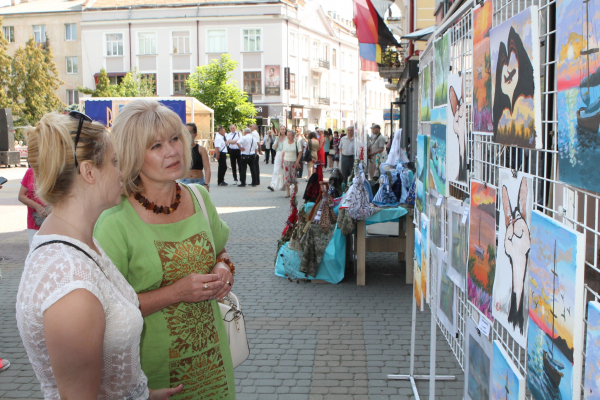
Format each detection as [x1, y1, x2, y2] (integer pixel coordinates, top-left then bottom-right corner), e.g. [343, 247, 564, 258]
[491, 341, 525, 400]
[584, 301, 600, 399]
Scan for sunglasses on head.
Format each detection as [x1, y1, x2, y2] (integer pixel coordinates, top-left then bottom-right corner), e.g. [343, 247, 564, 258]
[69, 111, 93, 173]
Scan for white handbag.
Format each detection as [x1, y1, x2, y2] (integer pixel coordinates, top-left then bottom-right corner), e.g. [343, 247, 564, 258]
[218, 293, 250, 368]
[186, 183, 250, 368]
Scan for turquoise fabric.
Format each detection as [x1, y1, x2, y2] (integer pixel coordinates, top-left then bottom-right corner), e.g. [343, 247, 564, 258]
[324, 138, 330, 152]
[365, 206, 407, 225]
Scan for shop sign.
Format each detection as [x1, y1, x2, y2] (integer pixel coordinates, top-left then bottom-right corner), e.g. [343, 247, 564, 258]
[284, 67, 290, 90]
[254, 105, 269, 118]
[291, 106, 304, 119]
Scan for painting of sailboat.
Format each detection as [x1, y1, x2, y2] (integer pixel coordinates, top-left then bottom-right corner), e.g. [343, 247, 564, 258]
[429, 107, 448, 196]
[465, 316, 493, 400]
[448, 198, 469, 291]
[491, 341, 525, 400]
[526, 210, 586, 400]
[583, 301, 600, 399]
[556, 0, 600, 193]
[468, 180, 497, 320]
[428, 190, 444, 249]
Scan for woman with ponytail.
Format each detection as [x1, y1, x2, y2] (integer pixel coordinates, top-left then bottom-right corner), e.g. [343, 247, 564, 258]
[15, 112, 182, 400]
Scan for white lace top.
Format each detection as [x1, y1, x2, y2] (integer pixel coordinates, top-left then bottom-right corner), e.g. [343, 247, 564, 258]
[16, 234, 149, 400]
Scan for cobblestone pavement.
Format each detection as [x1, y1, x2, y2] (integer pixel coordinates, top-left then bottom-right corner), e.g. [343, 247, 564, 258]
[0, 162, 464, 399]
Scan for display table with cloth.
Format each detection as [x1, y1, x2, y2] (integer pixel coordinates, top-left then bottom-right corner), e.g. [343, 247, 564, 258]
[275, 204, 411, 284]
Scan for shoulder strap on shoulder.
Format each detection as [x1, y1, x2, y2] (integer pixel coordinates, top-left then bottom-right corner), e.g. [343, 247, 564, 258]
[186, 183, 209, 224]
[34, 240, 100, 267]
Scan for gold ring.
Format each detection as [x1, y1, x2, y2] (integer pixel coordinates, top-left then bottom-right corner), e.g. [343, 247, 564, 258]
[226, 281, 231, 286]
[203, 283, 210, 290]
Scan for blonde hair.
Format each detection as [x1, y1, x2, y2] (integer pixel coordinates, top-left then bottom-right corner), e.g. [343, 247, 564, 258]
[110, 99, 191, 196]
[24, 113, 109, 206]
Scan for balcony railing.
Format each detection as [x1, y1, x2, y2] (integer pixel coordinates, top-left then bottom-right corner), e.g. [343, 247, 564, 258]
[318, 97, 330, 105]
[318, 59, 330, 69]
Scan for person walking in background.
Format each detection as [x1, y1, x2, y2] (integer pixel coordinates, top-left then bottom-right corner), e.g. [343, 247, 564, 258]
[229, 127, 259, 187]
[316, 128, 326, 171]
[332, 131, 340, 170]
[180, 122, 211, 190]
[339, 126, 356, 185]
[214, 125, 229, 186]
[18, 167, 50, 246]
[282, 129, 303, 198]
[226, 124, 242, 184]
[295, 128, 306, 179]
[323, 131, 331, 170]
[263, 130, 276, 164]
[250, 123, 262, 185]
[368, 124, 386, 178]
[305, 132, 320, 178]
[268, 125, 287, 192]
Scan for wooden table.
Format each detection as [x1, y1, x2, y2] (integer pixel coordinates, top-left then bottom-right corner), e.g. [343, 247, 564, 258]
[350, 208, 415, 286]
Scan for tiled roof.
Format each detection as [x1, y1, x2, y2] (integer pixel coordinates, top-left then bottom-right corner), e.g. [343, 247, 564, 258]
[87, 0, 299, 10]
[0, 0, 87, 14]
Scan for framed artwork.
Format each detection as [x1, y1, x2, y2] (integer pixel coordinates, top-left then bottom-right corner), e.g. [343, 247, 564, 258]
[584, 301, 600, 399]
[421, 213, 430, 304]
[468, 180, 497, 320]
[464, 316, 493, 400]
[416, 135, 430, 213]
[526, 210, 586, 400]
[492, 168, 534, 347]
[434, 32, 450, 108]
[447, 197, 469, 291]
[428, 190, 444, 250]
[421, 63, 432, 122]
[447, 73, 469, 185]
[429, 107, 448, 196]
[556, 0, 600, 194]
[490, 6, 542, 148]
[473, 0, 494, 135]
[414, 231, 424, 312]
[437, 247, 456, 335]
[491, 340, 525, 400]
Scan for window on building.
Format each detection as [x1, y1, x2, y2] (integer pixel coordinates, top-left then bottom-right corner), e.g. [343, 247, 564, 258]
[332, 83, 337, 102]
[290, 73, 296, 96]
[66, 57, 78, 74]
[349, 54, 353, 71]
[65, 23, 76, 41]
[303, 36, 309, 58]
[33, 25, 46, 43]
[172, 31, 190, 54]
[138, 32, 157, 55]
[341, 85, 346, 103]
[3, 26, 14, 43]
[290, 33, 296, 56]
[332, 48, 337, 67]
[108, 75, 125, 85]
[207, 29, 226, 53]
[243, 29, 262, 52]
[106, 33, 123, 56]
[312, 76, 318, 98]
[341, 51, 346, 70]
[322, 44, 329, 61]
[66, 89, 79, 105]
[302, 76, 308, 97]
[173, 73, 189, 95]
[312, 41, 319, 60]
[243, 71, 261, 94]
[349, 87, 353, 101]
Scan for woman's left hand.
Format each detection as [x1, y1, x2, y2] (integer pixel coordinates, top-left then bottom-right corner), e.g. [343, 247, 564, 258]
[211, 262, 234, 299]
[149, 384, 184, 400]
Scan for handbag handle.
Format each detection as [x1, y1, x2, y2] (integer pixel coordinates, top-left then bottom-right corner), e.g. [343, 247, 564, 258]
[186, 183, 209, 224]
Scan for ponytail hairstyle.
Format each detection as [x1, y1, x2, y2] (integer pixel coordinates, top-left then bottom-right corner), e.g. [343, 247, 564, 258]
[24, 113, 109, 206]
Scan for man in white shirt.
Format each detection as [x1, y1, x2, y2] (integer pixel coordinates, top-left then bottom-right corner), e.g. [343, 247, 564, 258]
[338, 126, 356, 184]
[228, 127, 258, 187]
[214, 125, 229, 186]
[226, 124, 242, 183]
[250, 123, 262, 185]
[295, 127, 306, 178]
[368, 124, 387, 178]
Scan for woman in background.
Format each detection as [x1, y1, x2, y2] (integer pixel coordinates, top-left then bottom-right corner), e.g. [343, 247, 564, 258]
[18, 167, 50, 246]
[332, 131, 340, 170]
[180, 122, 211, 191]
[268, 125, 287, 192]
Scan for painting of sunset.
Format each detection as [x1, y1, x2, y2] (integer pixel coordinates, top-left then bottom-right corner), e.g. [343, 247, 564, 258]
[414, 231, 424, 312]
[584, 301, 600, 399]
[468, 180, 497, 320]
[526, 210, 585, 400]
[473, 0, 494, 134]
[556, 0, 600, 194]
[421, 214, 430, 304]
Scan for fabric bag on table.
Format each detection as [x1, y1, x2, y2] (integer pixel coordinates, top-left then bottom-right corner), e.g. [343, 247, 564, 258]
[372, 171, 399, 207]
[345, 163, 376, 221]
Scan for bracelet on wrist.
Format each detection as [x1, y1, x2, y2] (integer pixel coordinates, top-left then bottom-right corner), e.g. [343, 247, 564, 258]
[216, 257, 236, 275]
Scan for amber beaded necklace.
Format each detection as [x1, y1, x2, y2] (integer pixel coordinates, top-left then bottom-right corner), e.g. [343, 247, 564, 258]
[134, 183, 182, 214]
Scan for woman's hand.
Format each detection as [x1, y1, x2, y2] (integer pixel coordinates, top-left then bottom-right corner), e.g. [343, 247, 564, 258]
[173, 273, 224, 303]
[149, 384, 184, 400]
[202, 184, 210, 192]
[211, 262, 234, 299]
[294, 162, 300, 170]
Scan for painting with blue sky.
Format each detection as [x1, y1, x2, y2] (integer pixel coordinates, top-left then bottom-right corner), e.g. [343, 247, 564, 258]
[414, 230, 424, 312]
[465, 316, 493, 400]
[491, 341, 525, 400]
[421, 214, 430, 304]
[429, 107, 447, 196]
[584, 301, 600, 399]
[526, 210, 585, 400]
[416, 135, 430, 213]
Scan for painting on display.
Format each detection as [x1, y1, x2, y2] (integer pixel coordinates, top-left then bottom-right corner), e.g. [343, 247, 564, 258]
[421, 63, 432, 122]
[492, 169, 534, 348]
[473, 0, 494, 135]
[556, 0, 600, 194]
[437, 247, 457, 335]
[491, 341, 526, 400]
[414, 231, 424, 312]
[584, 301, 600, 399]
[526, 210, 585, 400]
[490, 6, 542, 149]
[264, 65, 281, 96]
[429, 107, 448, 196]
[464, 316, 493, 400]
[421, 213, 430, 304]
[447, 73, 469, 185]
[468, 180, 497, 320]
[447, 197, 469, 291]
[428, 190, 444, 249]
[434, 32, 450, 108]
[416, 135, 430, 213]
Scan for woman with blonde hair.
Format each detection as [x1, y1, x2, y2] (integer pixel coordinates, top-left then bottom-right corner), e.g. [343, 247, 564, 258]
[267, 124, 287, 192]
[94, 100, 236, 399]
[16, 112, 182, 399]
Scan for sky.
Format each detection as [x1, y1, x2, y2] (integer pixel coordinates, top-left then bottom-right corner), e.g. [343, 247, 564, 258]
[316, 0, 354, 19]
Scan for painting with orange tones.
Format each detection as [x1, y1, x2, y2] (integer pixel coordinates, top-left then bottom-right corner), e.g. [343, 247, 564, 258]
[526, 210, 585, 400]
[468, 180, 497, 320]
[556, 0, 600, 194]
[414, 231, 424, 312]
[473, 0, 494, 134]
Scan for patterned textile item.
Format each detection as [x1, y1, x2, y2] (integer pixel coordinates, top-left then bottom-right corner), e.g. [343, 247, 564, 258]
[372, 172, 399, 207]
[328, 168, 344, 198]
[303, 172, 321, 202]
[283, 160, 298, 186]
[318, 186, 337, 233]
[298, 224, 336, 277]
[345, 163, 377, 221]
[279, 242, 307, 281]
[337, 208, 356, 236]
[405, 177, 416, 206]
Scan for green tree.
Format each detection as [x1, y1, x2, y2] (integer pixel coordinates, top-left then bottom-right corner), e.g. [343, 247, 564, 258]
[186, 54, 256, 128]
[0, 18, 13, 110]
[79, 67, 155, 98]
[9, 38, 64, 127]
[78, 68, 119, 97]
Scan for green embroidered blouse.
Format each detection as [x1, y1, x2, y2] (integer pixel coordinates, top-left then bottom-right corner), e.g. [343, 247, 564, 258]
[94, 184, 235, 399]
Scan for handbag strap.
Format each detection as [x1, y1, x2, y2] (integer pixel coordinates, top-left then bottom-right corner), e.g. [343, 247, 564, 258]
[186, 183, 209, 224]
